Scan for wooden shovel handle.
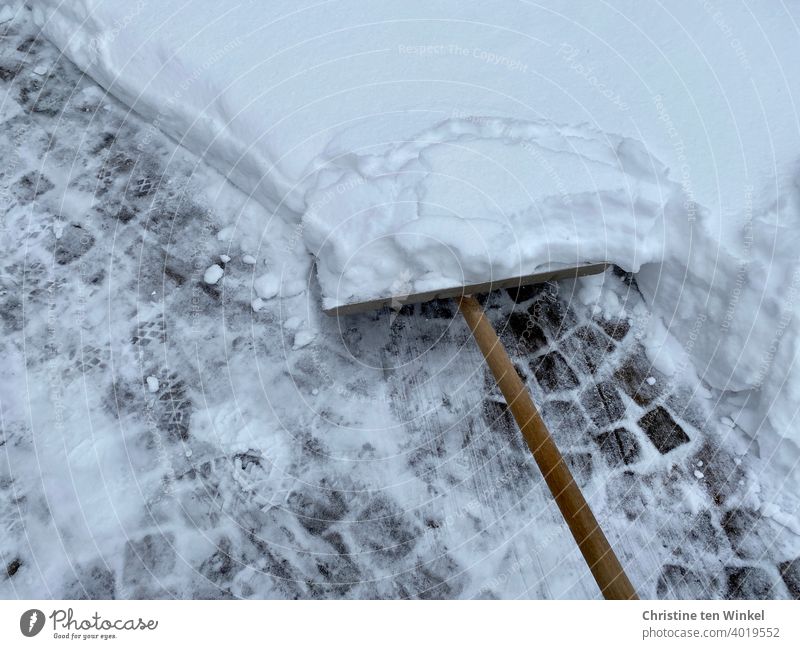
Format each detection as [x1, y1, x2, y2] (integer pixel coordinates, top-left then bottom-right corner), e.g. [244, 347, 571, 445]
[458, 295, 638, 600]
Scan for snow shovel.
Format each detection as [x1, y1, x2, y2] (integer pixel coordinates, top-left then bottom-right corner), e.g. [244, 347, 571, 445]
[323, 263, 638, 600]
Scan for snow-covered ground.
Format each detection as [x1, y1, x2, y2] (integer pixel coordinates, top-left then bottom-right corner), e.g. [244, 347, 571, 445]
[26, 0, 800, 469]
[1, 5, 799, 599]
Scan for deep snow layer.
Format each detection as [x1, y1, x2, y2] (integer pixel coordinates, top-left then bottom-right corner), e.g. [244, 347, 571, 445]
[305, 118, 672, 307]
[27, 1, 800, 460]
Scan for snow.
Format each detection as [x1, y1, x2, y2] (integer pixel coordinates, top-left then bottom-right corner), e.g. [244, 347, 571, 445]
[305, 118, 670, 307]
[146, 376, 159, 393]
[5, 0, 797, 599]
[283, 316, 303, 331]
[292, 329, 316, 350]
[242, 254, 257, 265]
[29, 0, 798, 220]
[253, 273, 279, 300]
[0, 5, 14, 24]
[203, 264, 224, 285]
[27, 0, 800, 459]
